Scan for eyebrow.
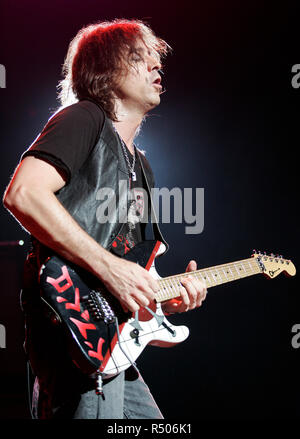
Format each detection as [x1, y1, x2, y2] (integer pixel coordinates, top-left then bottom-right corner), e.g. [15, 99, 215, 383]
[132, 46, 147, 55]
[132, 45, 159, 59]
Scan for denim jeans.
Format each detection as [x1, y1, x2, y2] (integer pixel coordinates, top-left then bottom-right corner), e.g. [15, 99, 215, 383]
[32, 367, 163, 419]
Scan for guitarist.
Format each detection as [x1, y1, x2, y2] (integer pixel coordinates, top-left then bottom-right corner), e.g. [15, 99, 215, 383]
[3, 19, 207, 419]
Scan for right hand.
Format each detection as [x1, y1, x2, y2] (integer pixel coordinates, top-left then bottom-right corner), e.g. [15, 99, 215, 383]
[99, 255, 159, 313]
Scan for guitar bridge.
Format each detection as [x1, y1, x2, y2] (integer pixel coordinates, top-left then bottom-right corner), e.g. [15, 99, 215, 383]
[86, 291, 116, 324]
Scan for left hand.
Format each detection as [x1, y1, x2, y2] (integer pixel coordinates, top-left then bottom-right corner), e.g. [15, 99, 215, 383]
[161, 260, 207, 314]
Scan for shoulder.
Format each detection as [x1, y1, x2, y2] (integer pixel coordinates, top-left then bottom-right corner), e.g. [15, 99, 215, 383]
[48, 100, 105, 129]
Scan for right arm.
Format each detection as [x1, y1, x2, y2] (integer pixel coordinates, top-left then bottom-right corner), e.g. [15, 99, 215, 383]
[3, 156, 158, 312]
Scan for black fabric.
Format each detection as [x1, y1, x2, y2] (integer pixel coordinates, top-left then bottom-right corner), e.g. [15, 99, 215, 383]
[22, 100, 104, 183]
[111, 147, 148, 257]
[22, 100, 157, 253]
[22, 99, 157, 258]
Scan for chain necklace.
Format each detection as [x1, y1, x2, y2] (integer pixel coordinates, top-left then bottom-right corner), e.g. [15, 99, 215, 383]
[112, 124, 136, 181]
[116, 131, 137, 181]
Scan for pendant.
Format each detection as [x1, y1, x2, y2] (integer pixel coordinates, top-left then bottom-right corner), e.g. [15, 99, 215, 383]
[131, 171, 136, 182]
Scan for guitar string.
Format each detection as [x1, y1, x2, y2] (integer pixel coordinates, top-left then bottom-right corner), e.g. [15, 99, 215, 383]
[159, 257, 260, 283]
[155, 258, 261, 302]
[166, 259, 259, 284]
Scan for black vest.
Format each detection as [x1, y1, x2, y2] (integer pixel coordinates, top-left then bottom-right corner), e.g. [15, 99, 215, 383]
[31, 103, 168, 260]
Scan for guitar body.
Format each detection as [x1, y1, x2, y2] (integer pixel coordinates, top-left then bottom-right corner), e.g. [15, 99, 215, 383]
[39, 242, 295, 381]
[39, 240, 189, 378]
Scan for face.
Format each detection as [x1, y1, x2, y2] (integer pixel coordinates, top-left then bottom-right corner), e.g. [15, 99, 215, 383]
[115, 39, 163, 113]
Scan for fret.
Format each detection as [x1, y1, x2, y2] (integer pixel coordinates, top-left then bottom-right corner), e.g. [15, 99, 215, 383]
[198, 272, 207, 285]
[157, 278, 170, 301]
[165, 278, 176, 299]
[195, 272, 206, 285]
[213, 268, 222, 284]
[160, 280, 167, 301]
[206, 270, 217, 285]
[228, 266, 234, 279]
[162, 279, 171, 301]
[202, 271, 212, 285]
[233, 263, 243, 278]
[169, 276, 181, 298]
[242, 262, 251, 276]
[222, 268, 229, 281]
[240, 262, 247, 276]
[156, 257, 262, 303]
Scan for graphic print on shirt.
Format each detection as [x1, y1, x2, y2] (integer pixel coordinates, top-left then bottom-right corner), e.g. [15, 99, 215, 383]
[112, 188, 145, 256]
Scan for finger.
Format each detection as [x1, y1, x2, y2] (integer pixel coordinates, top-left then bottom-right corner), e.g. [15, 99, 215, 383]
[137, 279, 157, 302]
[122, 295, 140, 313]
[147, 276, 160, 295]
[132, 291, 150, 308]
[196, 286, 207, 307]
[139, 269, 160, 295]
[181, 276, 198, 309]
[177, 284, 190, 312]
[193, 279, 207, 306]
[182, 275, 207, 308]
[186, 260, 197, 273]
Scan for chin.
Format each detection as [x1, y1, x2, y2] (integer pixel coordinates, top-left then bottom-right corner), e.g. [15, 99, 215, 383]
[150, 95, 161, 108]
[146, 101, 160, 112]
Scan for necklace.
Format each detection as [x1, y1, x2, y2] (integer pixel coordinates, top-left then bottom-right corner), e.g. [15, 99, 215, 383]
[116, 132, 137, 182]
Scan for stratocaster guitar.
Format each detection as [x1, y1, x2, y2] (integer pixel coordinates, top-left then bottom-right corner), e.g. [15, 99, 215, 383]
[39, 241, 296, 389]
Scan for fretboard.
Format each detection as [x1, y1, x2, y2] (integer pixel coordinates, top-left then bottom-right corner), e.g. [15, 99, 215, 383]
[155, 257, 262, 303]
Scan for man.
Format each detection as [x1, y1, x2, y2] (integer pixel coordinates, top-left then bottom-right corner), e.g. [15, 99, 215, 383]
[3, 19, 207, 419]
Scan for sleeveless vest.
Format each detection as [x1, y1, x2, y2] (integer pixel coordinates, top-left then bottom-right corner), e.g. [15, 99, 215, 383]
[32, 103, 168, 257]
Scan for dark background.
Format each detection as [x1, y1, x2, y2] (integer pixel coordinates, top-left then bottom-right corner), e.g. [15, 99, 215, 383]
[0, 0, 299, 421]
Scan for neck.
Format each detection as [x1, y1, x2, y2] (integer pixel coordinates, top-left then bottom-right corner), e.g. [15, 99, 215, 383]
[113, 100, 145, 154]
[155, 257, 262, 303]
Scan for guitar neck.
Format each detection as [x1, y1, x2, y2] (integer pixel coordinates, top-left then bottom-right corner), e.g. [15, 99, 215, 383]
[155, 257, 262, 303]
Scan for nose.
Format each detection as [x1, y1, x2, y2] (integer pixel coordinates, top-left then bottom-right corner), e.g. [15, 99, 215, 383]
[147, 53, 161, 72]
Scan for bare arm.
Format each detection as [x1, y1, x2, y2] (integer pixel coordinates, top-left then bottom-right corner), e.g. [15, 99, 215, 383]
[3, 156, 158, 312]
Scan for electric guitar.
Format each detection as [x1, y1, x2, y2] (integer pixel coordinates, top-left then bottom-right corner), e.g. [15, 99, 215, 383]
[39, 241, 296, 385]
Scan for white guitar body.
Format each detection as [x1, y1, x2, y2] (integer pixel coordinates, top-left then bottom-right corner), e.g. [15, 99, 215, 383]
[102, 244, 189, 378]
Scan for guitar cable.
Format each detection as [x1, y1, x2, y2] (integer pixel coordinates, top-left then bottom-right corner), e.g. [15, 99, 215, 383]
[26, 361, 36, 419]
[94, 317, 139, 401]
[114, 316, 140, 376]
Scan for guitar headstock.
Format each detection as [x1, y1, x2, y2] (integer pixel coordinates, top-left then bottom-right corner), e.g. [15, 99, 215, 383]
[252, 250, 296, 279]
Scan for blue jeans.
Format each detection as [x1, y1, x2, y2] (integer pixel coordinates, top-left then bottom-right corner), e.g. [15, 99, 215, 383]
[32, 367, 164, 419]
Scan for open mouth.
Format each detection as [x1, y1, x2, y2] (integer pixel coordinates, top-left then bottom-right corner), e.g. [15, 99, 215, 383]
[152, 77, 162, 90]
